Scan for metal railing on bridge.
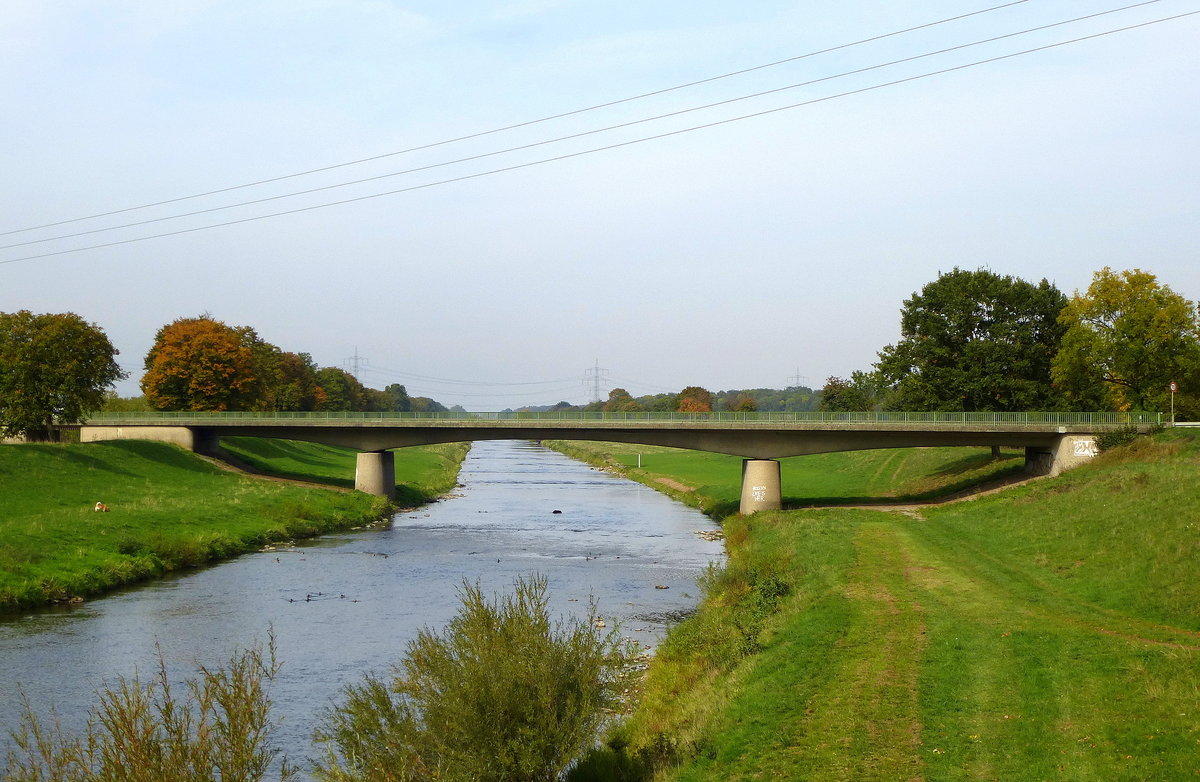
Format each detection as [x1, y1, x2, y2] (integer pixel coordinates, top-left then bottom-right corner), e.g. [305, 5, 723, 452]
[82, 410, 1162, 426]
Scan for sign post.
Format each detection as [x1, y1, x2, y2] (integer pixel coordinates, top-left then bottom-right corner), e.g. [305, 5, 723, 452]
[1169, 381, 1177, 425]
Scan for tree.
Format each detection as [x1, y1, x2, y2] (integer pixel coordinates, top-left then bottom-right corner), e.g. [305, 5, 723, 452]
[677, 386, 713, 413]
[142, 316, 268, 411]
[314, 575, 632, 782]
[875, 268, 1067, 411]
[819, 371, 889, 412]
[408, 396, 447, 414]
[1052, 267, 1200, 413]
[273, 352, 326, 411]
[316, 367, 367, 412]
[384, 383, 412, 413]
[603, 388, 642, 413]
[0, 311, 126, 438]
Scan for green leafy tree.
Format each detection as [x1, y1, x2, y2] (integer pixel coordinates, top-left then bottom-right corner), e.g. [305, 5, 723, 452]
[0, 311, 126, 438]
[1052, 267, 1200, 413]
[603, 388, 643, 412]
[273, 352, 325, 411]
[314, 575, 632, 782]
[316, 367, 368, 411]
[819, 371, 889, 412]
[875, 268, 1067, 411]
[384, 383, 412, 412]
[101, 392, 153, 412]
[408, 396, 448, 413]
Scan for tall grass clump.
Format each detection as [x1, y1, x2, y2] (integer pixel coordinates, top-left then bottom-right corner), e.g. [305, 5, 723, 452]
[314, 574, 635, 782]
[3, 638, 295, 782]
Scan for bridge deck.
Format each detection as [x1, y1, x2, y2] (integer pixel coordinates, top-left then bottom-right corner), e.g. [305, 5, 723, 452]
[79, 411, 1158, 460]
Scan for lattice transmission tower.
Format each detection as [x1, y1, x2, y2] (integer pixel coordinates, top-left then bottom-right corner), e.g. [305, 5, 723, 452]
[584, 360, 609, 403]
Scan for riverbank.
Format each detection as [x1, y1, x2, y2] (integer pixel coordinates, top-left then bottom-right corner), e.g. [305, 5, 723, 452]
[0, 439, 467, 613]
[567, 431, 1200, 781]
[543, 440, 1026, 517]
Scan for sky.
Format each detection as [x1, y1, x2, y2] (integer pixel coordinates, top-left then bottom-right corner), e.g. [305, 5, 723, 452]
[2, 0, 1197, 410]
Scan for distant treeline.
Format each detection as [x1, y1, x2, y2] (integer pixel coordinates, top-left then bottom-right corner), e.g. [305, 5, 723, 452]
[514, 386, 819, 414]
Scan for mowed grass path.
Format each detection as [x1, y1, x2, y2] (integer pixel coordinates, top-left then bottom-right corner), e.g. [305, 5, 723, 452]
[569, 432, 1200, 781]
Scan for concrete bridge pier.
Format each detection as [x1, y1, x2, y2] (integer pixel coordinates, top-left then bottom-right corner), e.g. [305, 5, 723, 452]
[355, 451, 396, 499]
[740, 459, 782, 514]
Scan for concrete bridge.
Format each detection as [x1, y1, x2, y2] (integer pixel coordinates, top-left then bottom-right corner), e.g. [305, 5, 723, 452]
[79, 411, 1160, 514]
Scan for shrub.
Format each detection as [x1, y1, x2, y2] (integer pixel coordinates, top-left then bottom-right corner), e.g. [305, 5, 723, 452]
[314, 574, 635, 782]
[1095, 425, 1141, 452]
[2, 638, 295, 781]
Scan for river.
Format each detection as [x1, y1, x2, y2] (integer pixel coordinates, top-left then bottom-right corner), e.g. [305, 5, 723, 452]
[0, 440, 724, 773]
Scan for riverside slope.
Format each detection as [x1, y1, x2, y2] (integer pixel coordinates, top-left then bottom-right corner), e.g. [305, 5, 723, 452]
[562, 433, 1200, 781]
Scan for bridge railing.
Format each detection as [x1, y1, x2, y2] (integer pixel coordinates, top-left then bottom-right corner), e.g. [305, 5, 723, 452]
[81, 410, 1162, 426]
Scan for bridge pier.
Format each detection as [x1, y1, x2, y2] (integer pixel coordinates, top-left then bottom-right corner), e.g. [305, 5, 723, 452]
[355, 451, 396, 499]
[740, 459, 782, 514]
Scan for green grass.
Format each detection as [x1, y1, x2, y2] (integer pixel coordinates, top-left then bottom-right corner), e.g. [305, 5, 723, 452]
[219, 436, 470, 506]
[545, 441, 1024, 517]
[568, 430, 1200, 781]
[0, 441, 398, 612]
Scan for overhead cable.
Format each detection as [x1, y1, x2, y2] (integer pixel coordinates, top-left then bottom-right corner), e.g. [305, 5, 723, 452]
[0, 0, 1169, 253]
[0, 0, 1032, 238]
[2, 9, 1196, 266]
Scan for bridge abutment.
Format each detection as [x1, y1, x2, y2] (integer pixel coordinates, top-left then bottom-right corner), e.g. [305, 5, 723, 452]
[355, 451, 396, 499]
[80, 425, 200, 450]
[740, 459, 782, 514]
[1025, 434, 1099, 477]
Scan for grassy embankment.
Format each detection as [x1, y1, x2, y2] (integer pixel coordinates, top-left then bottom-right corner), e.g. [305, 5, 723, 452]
[564, 433, 1200, 781]
[219, 436, 469, 507]
[545, 440, 1026, 516]
[0, 438, 468, 613]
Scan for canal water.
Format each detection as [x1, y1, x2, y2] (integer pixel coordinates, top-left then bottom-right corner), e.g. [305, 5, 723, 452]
[0, 440, 724, 772]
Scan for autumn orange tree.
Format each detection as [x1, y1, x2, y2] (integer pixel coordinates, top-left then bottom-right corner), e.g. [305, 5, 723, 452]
[142, 316, 268, 411]
[677, 386, 714, 413]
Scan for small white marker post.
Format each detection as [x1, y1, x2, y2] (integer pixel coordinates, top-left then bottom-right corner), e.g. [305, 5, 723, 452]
[1169, 381, 1177, 425]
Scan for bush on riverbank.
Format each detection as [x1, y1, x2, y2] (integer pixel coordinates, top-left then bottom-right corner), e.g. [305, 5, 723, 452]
[4, 638, 296, 782]
[3, 578, 632, 782]
[0, 440, 396, 612]
[314, 574, 635, 782]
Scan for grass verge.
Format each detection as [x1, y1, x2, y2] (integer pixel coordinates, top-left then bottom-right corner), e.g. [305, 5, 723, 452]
[0, 438, 467, 613]
[219, 437, 470, 507]
[543, 440, 1025, 517]
[568, 430, 1200, 781]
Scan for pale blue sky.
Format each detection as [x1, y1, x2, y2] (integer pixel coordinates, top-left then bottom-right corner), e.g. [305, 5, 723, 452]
[3, 1, 1197, 408]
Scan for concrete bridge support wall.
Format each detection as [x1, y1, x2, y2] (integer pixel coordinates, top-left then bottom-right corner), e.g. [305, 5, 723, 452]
[80, 425, 200, 450]
[354, 451, 396, 499]
[740, 459, 782, 514]
[1025, 434, 1099, 477]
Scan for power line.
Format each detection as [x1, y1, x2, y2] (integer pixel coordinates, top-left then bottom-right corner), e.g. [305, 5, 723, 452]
[358, 364, 577, 386]
[0, 0, 1168, 253]
[0, 0, 1033, 238]
[2, 9, 1195, 266]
